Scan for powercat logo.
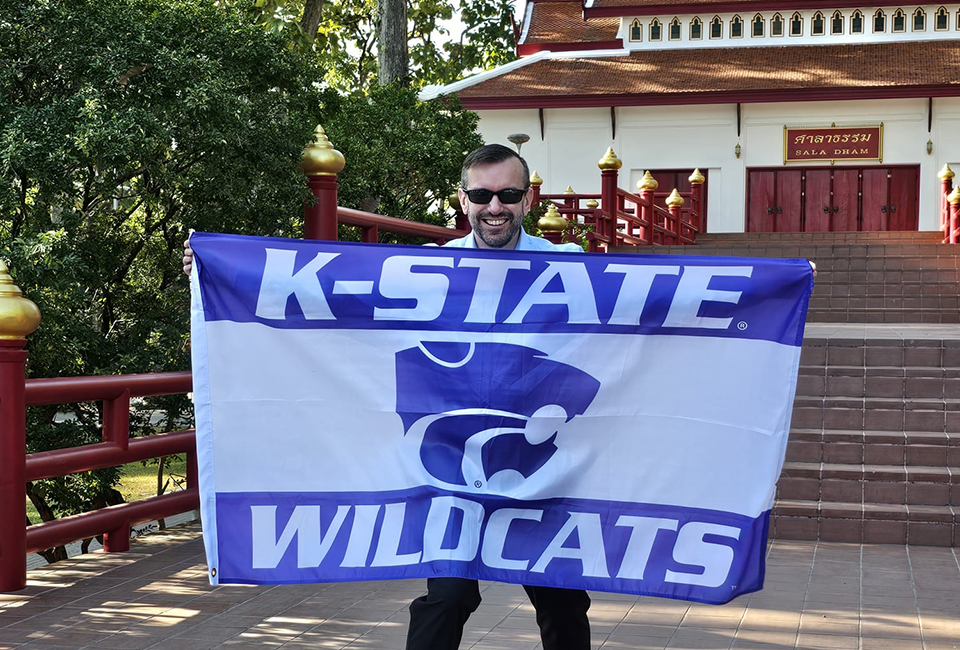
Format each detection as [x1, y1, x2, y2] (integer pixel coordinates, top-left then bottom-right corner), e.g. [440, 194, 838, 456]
[396, 342, 600, 495]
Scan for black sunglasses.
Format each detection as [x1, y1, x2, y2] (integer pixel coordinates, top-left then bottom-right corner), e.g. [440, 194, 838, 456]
[462, 188, 528, 205]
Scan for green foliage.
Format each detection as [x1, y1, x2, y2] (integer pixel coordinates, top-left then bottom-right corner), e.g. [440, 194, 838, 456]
[322, 85, 483, 238]
[2, 0, 325, 523]
[2, 0, 487, 542]
[231, 0, 519, 91]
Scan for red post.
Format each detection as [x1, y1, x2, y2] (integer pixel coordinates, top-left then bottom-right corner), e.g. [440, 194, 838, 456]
[950, 190, 960, 244]
[530, 171, 543, 209]
[0, 261, 41, 592]
[688, 169, 705, 236]
[939, 165, 955, 237]
[0, 340, 29, 592]
[666, 189, 685, 245]
[598, 148, 621, 250]
[636, 171, 658, 245]
[299, 125, 345, 241]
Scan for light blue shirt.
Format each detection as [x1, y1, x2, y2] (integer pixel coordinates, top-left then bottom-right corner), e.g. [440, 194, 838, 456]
[443, 229, 583, 253]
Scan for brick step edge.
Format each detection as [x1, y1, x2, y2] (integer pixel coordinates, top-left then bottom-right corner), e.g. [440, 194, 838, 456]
[771, 499, 957, 545]
[789, 427, 960, 444]
[781, 461, 959, 482]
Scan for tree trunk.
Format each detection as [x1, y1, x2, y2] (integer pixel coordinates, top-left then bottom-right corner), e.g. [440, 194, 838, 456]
[300, 0, 324, 46]
[377, 0, 408, 86]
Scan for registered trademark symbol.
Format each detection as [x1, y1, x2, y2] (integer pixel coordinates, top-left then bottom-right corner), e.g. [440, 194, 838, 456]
[474, 480, 482, 488]
[737, 321, 748, 331]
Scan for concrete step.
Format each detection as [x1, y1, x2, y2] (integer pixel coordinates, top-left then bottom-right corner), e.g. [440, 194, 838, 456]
[785, 428, 960, 467]
[777, 461, 958, 506]
[792, 396, 960, 432]
[697, 231, 944, 244]
[800, 339, 960, 368]
[771, 499, 956, 545]
[796, 366, 960, 399]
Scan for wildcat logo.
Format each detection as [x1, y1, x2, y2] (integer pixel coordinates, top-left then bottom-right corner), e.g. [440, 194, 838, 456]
[396, 342, 601, 495]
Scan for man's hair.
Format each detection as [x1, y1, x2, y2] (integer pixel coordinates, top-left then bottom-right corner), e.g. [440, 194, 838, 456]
[460, 144, 531, 189]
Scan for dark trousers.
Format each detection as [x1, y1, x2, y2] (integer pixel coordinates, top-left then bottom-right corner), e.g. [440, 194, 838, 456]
[405, 577, 591, 650]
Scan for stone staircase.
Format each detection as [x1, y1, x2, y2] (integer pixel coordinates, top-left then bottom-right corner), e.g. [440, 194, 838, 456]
[614, 230, 960, 546]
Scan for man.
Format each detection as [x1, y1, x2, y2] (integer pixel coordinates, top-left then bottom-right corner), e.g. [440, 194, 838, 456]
[182, 144, 590, 650]
[404, 144, 589, 650]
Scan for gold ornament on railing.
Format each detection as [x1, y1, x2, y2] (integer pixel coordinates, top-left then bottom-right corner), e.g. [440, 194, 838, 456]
[598, 147, 622, 171]
[564, 186, 575, 194]
[448, 192, 462, 212]
[530, 171, 543, 187]
[688, 168, 706, 184]
[0, 260, 41, 341]
[666, 189, 684, 208]
[538, 204, 568, 233]
[637, 171, 658, 192]
[299, 125, 346, 176]
[949, 187, 960, 204]
[939, 164, 955, 181]
[585, 199, 599, 209]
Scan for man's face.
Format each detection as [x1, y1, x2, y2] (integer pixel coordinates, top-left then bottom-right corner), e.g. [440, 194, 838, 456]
[459, 158, 531, 250]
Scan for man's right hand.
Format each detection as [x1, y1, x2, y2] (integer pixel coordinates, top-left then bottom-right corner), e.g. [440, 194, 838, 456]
[183, 239, 194, 276]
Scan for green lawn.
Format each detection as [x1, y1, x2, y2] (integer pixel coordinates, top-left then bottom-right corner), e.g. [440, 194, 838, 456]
[25, 457, 188, 525]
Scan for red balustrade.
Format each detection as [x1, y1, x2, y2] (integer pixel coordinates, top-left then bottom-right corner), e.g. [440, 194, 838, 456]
[1, 365, 195, 592]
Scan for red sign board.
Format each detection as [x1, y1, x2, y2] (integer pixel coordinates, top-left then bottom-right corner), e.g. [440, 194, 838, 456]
[783, 125, 883, 163]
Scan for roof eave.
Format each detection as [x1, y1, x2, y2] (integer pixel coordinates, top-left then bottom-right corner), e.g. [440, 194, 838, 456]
[457, 85, 960, 110]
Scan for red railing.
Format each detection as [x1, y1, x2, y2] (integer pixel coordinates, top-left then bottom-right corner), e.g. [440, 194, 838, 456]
[939, 165, 959, 244]
[301, 131, 702, 250]
[0, 351, 196, 591]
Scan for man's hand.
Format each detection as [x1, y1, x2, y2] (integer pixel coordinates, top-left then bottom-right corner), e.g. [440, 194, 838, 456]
[183, 239, 194, 276]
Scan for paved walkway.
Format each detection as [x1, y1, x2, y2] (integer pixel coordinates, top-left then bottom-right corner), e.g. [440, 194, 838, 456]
[1, 523, 958, 650]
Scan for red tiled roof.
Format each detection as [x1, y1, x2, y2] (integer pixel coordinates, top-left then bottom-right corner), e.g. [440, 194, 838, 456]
[523, 1, 620, 45]
[456, 40, 960, 107]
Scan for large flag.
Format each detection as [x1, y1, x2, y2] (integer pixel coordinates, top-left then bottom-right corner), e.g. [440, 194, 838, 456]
[189, 232, 812, 605]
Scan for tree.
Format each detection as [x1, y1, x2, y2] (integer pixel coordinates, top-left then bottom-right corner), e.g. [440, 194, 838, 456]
[320, 84, 482, 233]
[2, 0, 488, 561]
[1, 0, 325, 557]
[238, 0, 518, 91]
[377, 0, 409, 85]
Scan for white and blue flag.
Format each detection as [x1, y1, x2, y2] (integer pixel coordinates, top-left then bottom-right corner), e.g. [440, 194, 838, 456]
[189, 232, 812, 605]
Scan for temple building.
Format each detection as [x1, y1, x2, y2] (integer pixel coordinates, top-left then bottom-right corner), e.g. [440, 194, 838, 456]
[421, 0, 960, 234]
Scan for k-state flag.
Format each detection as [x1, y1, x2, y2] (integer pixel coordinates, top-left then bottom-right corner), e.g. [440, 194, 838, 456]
[189, 231, 812, 605]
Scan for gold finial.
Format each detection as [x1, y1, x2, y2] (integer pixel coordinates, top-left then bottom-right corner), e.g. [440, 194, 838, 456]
[530, 171, 543, 187]
[537, 203, 568, 233]
[448, 192, 462, 212]
[939, 164, 955, 181]
[585, 198, 599, 209]
[637, 171, 658, 192]
[0, 261, 41, 341]
[949, 186, 960, 204]
[598, 147, 622, 170]
[564, 186, 575, 194]
[666, 189, 684, 208]
[688, 168, 705, 184]
[299, 125, 346, 176]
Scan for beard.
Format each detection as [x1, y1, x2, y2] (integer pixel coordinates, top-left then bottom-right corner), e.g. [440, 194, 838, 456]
[470, 209, 523, 249]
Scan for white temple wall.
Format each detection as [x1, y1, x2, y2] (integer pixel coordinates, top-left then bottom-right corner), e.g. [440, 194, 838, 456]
[474, 97, 960, 233]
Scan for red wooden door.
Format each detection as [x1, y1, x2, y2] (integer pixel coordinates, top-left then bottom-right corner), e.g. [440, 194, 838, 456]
[777, 171, 802, 232]
[832, 169, 860, 231]
[861, 169, 889, 231]
[888, 168, 918, 231]
[748, 171, 776, 232]
[804, 170, 832, 232]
